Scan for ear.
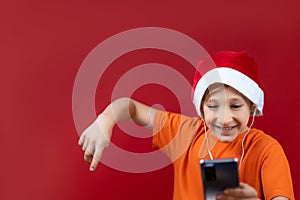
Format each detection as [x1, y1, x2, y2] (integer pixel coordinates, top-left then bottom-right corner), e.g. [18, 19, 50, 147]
[250, 104, 257, 115]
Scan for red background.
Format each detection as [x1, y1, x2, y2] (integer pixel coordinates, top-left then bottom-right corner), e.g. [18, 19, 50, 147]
[1, 0, 299, 199]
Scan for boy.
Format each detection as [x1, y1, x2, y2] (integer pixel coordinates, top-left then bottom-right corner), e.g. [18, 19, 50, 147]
[78, 51, 294, 200]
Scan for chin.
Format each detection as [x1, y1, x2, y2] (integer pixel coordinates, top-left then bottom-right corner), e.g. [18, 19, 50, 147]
[218, 138, 233, 143]
[214, 134, 238, 143]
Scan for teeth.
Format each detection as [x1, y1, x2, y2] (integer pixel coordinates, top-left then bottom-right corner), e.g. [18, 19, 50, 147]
[216, 126, 233, 130]
[215, 125, 235, 130]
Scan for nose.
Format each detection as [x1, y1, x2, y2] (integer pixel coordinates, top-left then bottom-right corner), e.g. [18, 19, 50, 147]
[218, 108, 233, 126]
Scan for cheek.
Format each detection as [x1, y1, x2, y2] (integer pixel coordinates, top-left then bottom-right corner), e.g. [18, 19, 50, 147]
[203, 110, 215, 124]
[237, 114, 250, 125]
[203, 106, 219, 118]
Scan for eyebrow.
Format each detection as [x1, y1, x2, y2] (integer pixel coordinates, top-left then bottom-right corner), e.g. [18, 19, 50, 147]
[205, 98, 218, 103]
[206, 97, 245, 103]
[229, 97, 245, 102]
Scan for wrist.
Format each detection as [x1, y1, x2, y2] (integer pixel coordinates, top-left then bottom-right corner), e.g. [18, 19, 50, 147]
[96, 114, 113, 147]
[97, 112, 116, 127]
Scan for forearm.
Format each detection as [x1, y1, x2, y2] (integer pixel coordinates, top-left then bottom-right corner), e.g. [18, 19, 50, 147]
[101, 97, 153, 128]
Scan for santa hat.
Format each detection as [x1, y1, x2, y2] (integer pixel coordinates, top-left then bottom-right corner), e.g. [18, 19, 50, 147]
[192, 51, 264, 117]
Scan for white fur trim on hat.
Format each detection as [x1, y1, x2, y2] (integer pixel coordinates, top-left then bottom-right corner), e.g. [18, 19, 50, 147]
[193, 67, 264, 117]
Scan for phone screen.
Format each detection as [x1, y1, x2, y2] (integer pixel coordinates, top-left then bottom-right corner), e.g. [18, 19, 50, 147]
[200, 158, 240, 200]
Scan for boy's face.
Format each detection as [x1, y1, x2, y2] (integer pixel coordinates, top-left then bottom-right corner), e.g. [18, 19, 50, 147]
[203, 85, 252, 143]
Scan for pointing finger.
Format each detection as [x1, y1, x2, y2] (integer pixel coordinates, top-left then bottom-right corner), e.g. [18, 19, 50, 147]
[89, 146, 104, 171]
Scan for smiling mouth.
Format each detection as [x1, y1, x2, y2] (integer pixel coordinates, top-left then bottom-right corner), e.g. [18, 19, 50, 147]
[214, 125, 238, 132]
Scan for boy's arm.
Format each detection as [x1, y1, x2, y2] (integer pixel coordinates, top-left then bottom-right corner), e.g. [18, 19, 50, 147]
[78, 97, 155, 171]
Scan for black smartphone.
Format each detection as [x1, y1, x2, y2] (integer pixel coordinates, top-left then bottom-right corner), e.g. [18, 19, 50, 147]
[200, 158, 240, 200]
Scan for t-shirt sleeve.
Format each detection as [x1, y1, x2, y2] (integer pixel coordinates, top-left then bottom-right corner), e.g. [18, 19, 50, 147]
[261, 141, 295, 200]
[152, 110, 202, 161]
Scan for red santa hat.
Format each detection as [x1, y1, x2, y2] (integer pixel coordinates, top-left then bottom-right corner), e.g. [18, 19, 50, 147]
[192, 51, 264, 117]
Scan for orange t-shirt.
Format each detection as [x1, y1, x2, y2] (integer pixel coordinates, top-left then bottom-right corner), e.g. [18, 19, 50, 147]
[152, 111, 294, 200]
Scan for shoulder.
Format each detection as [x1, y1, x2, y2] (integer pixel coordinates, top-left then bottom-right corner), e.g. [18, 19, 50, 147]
[247, 128, 279, 145]
[152, 110, 204, 155]
[155, 110, 202, 128]
[246, 128, 285, 154]
[153, 110, 204, 138]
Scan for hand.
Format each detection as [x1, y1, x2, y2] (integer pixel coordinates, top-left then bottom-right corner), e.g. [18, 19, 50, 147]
[216, 182, 258, 200]
[78, 114, 113, 171]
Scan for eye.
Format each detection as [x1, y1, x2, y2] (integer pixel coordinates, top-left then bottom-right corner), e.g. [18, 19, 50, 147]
[231, 104, 242, 109]
[206, 105, 219, 109]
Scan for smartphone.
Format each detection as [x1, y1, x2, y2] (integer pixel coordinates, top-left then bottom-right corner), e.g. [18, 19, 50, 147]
[200, 158, 240, 200]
